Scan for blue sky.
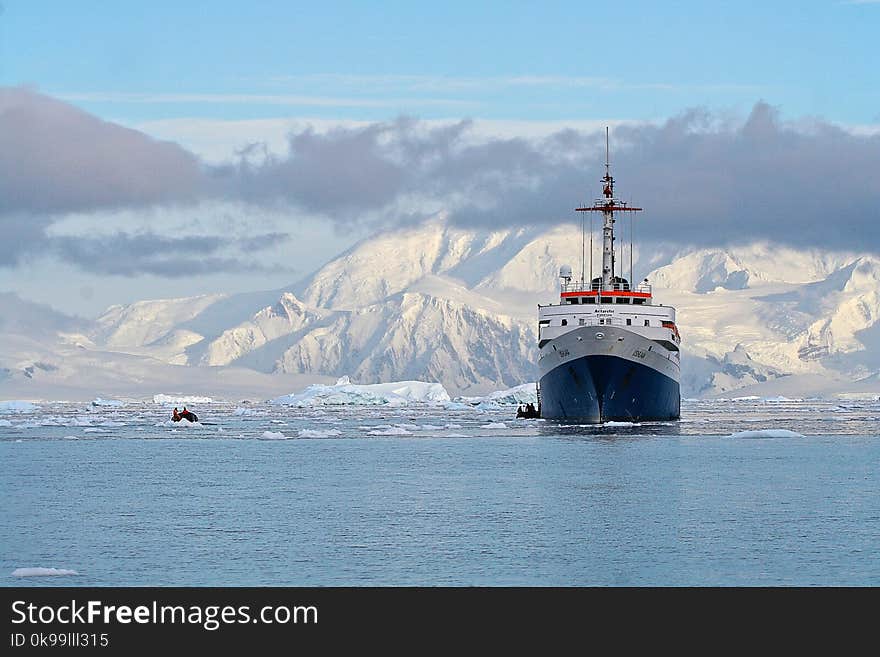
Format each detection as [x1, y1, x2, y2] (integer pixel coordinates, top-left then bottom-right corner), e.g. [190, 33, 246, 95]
[2, 0, 878, 125]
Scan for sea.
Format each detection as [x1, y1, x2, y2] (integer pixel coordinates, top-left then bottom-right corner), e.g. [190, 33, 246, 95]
[2, 397, 878, 586]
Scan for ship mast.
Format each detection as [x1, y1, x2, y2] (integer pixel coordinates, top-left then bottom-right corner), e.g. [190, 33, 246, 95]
[576, 127, 641, 291]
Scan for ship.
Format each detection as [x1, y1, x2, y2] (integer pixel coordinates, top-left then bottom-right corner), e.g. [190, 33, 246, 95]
[536, 128, 681, 422]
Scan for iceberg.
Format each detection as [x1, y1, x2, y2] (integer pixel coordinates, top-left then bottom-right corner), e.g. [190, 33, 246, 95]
[458, 383, 537, 407]
[259, 430, 288, 440]
[270, 376, 450, 407]
[153, 394, 214, 405]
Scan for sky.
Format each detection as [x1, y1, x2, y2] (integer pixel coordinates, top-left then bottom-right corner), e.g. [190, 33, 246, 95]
[0, 0, 878, 316]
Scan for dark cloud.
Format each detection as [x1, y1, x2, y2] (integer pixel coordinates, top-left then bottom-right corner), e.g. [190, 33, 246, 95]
[0, 87, 204, 215]
[2, 86, 879, 279]
[231, 104, 880, 252]
[49, 232, 289, 277]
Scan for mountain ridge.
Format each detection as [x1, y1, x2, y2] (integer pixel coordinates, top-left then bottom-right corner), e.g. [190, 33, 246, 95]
[3, 217, 880, 399]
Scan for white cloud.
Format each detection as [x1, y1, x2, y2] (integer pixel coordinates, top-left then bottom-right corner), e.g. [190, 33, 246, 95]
[56, 91, 477, 109]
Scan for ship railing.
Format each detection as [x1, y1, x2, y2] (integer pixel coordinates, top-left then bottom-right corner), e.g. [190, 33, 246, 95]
[559, 281, 651, 292]
[559, 281, 651, 294]
[560, 281, 598, 293]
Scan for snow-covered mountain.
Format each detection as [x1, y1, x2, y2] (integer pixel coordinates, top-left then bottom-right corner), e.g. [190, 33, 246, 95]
[4, 215, 880, 400]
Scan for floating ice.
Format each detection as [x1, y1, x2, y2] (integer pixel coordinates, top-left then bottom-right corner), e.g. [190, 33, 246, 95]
[366, 426, 412, 435]
[271, 377, 450, 407]
[260, 430, 287, 440]
[153, 394, 214, 405]
[604, 421, 638, 427]
[158, 419, 202, 427]
[298, 428, 342, 438]
[0, 401, 39, 414]
[12, 567, 79, 577]
[0, 419, 12, 427]
[482, 422, 508, 429]
[92, 398, 124, 407]
[461, 383, 538, 407]
[728, 429, 806, 439]
[233, 407, 259, 416]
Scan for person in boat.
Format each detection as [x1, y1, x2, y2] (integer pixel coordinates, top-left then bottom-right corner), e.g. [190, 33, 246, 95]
[516, 404, 526, 418]
[171, 407, 181, 422]
[179, 407, 198, 422]
[526, 403, 537, 418]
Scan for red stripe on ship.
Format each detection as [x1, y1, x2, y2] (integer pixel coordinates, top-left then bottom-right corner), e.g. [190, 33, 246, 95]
[560, 290, 652, 298]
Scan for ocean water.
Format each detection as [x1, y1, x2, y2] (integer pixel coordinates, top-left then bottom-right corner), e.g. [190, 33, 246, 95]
[2, 397, 879, 586]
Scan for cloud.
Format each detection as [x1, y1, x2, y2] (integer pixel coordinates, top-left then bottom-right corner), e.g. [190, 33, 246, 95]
[444, 104, 880, 251]
[0, 87, 204, 215]
[49, 232, 289, 277]
[56, 91, 475, 110]
[226, 104, 880, 252]
[2, 86, 879, 279]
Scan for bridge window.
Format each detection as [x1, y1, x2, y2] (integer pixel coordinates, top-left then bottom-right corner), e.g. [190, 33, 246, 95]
[633, 298, 646, 305]
[584, 297, 595, 304]
[600, 297, 613, 304]
[615, 297, 630, 304]
[567, 297, 579, 304]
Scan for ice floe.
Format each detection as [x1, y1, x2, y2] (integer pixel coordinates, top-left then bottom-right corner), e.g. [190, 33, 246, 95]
[153, 394, 214, 405]
[366, 426, 412, 435]
[727, 429, 806, 439]
[460, 383, 538, 407]
[92, 398, 124, 407]
[298, 428, 342, 438]
[12, 567, 79, 577]
[259, 430, 288, 440]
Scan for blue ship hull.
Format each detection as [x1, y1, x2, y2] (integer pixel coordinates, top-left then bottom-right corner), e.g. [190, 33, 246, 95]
[539, 354, 680, 422]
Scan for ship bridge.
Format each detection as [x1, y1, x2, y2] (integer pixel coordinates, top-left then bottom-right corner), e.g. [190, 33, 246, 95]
[538, 272, 680, 354]
[559, 276, 653, 306]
